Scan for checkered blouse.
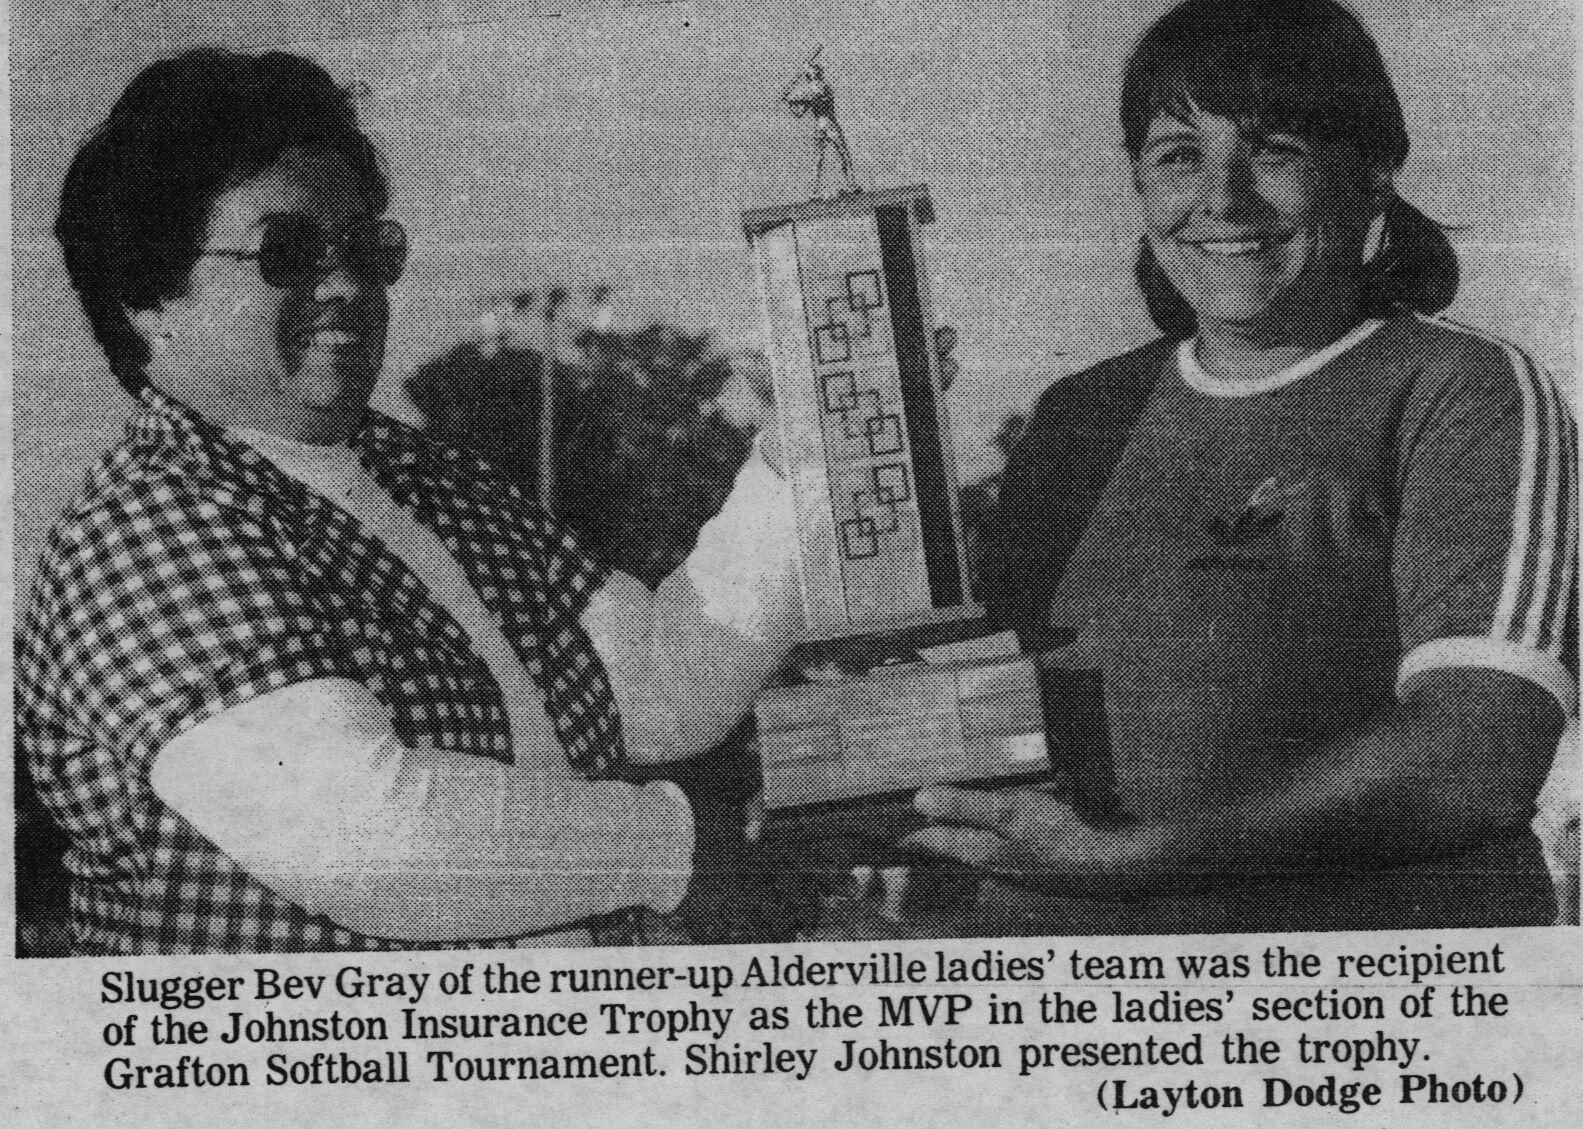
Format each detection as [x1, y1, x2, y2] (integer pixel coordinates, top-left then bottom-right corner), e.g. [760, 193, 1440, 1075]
[16, 388, 626, 953]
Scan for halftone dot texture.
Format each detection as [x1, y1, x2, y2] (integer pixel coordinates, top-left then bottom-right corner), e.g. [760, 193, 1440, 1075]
[16, 1, 1570, 587]
[10, 1, 1575, 948]
[17, 387, 627, 951]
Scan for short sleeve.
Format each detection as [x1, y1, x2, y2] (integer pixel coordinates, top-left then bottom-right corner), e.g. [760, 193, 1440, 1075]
[17, 479, 360, 765]
[1393, 335, 1577, 715]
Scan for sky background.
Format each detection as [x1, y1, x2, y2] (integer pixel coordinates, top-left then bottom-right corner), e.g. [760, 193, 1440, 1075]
[8, 0, 1574, 584]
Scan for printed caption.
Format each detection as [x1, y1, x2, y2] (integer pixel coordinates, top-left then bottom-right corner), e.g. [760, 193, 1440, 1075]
[95, 938, 1523, 1115]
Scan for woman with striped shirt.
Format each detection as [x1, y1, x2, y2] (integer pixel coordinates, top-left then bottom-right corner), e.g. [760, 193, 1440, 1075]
[898, 0, 1576, 933]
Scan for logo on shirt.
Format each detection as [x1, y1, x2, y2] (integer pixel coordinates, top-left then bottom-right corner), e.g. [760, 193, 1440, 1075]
[1187, 475, 1305, 571]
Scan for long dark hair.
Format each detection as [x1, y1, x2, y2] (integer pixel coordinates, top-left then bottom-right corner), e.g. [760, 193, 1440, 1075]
[1122, 0, 1458, 338]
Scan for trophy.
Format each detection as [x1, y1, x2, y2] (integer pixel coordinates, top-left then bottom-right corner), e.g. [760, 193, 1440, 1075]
[744, 57, 1050, 829]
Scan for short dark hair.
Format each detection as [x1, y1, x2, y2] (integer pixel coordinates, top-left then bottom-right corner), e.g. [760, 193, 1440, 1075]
[55, 49, 389, 395]
[1122, 0, 1456, 336]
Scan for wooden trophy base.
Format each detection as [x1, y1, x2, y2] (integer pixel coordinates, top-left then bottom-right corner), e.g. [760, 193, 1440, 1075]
[754, 626, 1051, 842]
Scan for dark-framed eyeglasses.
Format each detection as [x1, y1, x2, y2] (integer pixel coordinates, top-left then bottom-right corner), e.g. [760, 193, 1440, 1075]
[200, 214, 408, 289]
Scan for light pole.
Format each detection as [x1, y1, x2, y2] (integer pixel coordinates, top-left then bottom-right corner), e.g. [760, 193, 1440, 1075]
[535, 287, 567, 512]
[532, 286, 613, 514]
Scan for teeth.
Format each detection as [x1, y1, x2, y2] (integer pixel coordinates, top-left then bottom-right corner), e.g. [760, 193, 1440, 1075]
[308, 330, 359, 345]
[1188, 232, 1294, 256]
[1197, 240, 1265, 255]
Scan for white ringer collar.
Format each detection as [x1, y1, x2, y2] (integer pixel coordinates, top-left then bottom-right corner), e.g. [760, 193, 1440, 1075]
[1178, 318, 1385, 398]
[230, 427, 367, 499]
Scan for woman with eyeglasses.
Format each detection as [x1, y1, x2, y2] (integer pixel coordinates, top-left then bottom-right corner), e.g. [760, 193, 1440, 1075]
[20, 49, 801, 954]
[897, 0, 1576, 934]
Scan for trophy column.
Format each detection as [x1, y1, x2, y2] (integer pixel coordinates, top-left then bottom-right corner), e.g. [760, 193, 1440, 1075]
[743, 188, 1050, 819]
[744, 187, 978, 640]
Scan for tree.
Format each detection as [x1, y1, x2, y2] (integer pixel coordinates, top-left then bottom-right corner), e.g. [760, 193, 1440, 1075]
[407, 302, 751, 588]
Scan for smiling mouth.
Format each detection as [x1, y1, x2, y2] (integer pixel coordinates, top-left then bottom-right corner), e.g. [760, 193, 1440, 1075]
[300, 327, 365, 348]
[1181, 232, 1295, 257]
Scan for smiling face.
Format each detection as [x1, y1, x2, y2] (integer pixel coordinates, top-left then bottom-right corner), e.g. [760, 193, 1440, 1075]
[1135, 107, 1380, 345]
[134, 149, 391, 443]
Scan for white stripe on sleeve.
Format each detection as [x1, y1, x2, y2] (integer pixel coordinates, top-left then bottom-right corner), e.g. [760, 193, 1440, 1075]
[1420, 317, 1572, 655]
[1519, 367, 1566, 648]
[1490, 340, 1543, 642]
[1548, 409, 1578, 653]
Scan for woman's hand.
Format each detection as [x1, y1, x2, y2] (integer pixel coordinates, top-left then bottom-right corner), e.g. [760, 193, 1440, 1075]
[898, 784, 1168, 898]
[836, 776, 1158, 927]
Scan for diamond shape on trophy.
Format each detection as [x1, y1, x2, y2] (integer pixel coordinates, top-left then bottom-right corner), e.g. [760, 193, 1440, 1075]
[840, 517, 880, 559]
[846, 270, 883, 312]
[871, 463, 911, 504]
[865, 414, 904, 455]
[820, 371, 859, 412]
[860, 492, 903, 534]
[827, 296, 874, 339]
[813, 321, 852, 364]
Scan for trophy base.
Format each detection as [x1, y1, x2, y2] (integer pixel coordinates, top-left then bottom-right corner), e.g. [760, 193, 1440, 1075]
[754, 629, 1052, 832]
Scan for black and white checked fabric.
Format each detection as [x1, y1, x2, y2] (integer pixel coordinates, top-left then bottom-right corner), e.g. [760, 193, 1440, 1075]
[17, 387, 626, 953]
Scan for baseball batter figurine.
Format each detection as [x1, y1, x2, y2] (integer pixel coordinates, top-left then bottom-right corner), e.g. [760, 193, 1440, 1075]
[781, 50, 860, 198]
